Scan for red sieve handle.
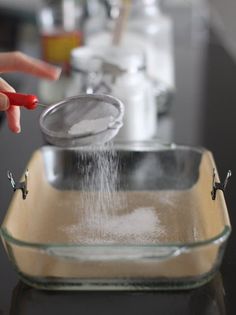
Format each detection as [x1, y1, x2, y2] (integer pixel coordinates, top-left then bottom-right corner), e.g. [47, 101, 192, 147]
[0, 91, 38, 110]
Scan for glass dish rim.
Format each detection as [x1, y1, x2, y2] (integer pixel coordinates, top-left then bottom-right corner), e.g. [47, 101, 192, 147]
[40, 141, 206, 153]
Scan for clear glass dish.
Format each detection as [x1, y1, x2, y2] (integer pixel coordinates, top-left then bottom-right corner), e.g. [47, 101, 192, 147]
[0, 142, 231, 290]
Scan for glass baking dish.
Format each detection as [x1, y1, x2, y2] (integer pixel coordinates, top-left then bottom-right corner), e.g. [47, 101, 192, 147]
[0, 142, 231, 290]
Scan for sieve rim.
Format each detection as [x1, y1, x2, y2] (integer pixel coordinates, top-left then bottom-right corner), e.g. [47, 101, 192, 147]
[39, 94, 124, 141]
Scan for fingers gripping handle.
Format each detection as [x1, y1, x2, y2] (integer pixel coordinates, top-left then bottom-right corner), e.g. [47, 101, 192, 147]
[0, 91, 38, 110]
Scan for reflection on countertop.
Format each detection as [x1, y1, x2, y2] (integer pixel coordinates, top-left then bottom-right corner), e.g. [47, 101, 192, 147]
[9, 273, 225, 315]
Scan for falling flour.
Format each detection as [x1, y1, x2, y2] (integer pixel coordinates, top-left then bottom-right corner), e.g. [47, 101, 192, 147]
[60, 143, 165, 244]
[68, 116, 114, 136]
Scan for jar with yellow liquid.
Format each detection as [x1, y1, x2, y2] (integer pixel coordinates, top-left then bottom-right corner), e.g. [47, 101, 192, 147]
[38, 0, 85, 72]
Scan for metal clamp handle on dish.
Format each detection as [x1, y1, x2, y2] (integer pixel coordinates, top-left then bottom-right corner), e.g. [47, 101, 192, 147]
[7, 170, 29, 200]
[211, 168, 232, 200]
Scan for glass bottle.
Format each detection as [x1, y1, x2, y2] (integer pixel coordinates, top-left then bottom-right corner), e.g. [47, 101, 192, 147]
[106, 47, 158, 141]
[83, 0, 107, 39]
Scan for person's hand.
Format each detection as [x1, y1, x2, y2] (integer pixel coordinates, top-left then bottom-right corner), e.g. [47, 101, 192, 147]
[0, 52, 61, 133]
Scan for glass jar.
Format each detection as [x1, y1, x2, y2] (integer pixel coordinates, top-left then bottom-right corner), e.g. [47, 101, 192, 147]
[37, 0, 85, 71]
[69, 46, 157, 141]
[104, 47, 157, 141]
[83, 0, 107, 39]
[125, 0, 175, 87]
[87, 0, 175, 114]
[68, 46, 103, 95]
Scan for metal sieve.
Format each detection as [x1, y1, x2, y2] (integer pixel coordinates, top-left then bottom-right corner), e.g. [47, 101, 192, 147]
[39, 94, 124, 147]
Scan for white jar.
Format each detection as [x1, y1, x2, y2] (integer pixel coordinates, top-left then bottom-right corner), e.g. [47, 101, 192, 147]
[86, 0, 175, 114]
[68, 46, 103, 96]
[103, 47, 157, 141]
[87, 0, 175, 90]
[69, 46, 157, 141]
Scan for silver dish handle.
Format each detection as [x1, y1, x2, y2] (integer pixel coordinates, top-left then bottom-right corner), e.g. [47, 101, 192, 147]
[7, 169, 29, 200]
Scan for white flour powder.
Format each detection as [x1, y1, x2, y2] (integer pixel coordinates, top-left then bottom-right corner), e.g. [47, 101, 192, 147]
[62, 206, 165, 244]
[68, 116, 113, 136]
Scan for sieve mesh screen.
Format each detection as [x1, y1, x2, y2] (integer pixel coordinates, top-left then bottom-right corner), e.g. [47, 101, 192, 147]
[40, 94, 124, 147]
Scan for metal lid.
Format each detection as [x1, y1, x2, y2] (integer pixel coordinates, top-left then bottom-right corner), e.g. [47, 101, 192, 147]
[70, 46, 102, 73]
[102, 46, 146, 73]
[71, 45, 146, 74]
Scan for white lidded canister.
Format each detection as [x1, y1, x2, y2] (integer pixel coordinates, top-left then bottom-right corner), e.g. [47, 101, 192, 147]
[102, 46, 157, 141]
[69, 45, 158, 141]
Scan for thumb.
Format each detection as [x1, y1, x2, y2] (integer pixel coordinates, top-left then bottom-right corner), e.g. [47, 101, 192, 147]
[0, 93, 9, 111]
